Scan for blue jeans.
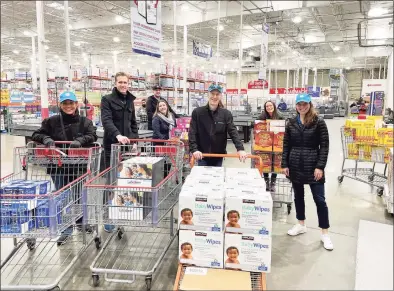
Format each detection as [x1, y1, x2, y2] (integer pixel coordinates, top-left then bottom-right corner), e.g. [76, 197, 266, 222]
[198, 158, 223, 167]
[292, 183, 330, 229]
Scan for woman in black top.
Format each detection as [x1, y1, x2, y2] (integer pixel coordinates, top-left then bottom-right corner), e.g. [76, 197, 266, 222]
[257, 100, 283, 191]
[281, 93, 333, 251]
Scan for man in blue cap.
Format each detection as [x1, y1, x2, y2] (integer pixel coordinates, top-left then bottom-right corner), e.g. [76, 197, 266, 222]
[32, 91, 98, 245]
[189, 83, 247, 166]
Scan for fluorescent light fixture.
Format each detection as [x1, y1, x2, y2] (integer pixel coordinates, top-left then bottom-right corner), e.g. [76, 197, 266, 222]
[127, 58, 131, 62]
[292, 16, 302, 24]
[306, 60, 311, 64]
[54, 55, 59, 58]
[248, 51, 254, 56]
[278, 61, 282, 65]
[333, 46, 340, 51]
[373, 47, 379, 51]
[281, 41, 286, 45]
[83, 57, 88, 61]
[142, 61, 146, 65]
[113, 37, 120, 43]
[75, 61, 80, 65]
[346, 66, 351, 70]
[74, 41, 81, 46]
[224, 64, 228, 68]
[13, 50, 19, 54]
[214, 64, 218, 68]
[59, 59, 63, 63]
[44, 45, 49, 50]
[218, 25, 224, 31]
[100, 60, 104, 64]
[23, 31, 30, 36]
[16, 62, 20, 66]
[305, 35, 317, 43]
[113, 50, 118, 55]
[68, 24, 72, 29]
[270, 61, 275, 66]
[308, 20, 314, 24]
[201, 66, 204, 69]
[171, 50, 176, 55]
[115, 15, 123, 22]
[313, 67, 317, 71]
[368, 7, 388, 17]
[181, 4, 189, 11]
[292, 51, 298, 55]
[82, 52, 87, 57]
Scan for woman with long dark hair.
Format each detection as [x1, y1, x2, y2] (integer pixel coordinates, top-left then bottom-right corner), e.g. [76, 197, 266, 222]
[281, 93, 333, 251]
[257, 100, 283, 191]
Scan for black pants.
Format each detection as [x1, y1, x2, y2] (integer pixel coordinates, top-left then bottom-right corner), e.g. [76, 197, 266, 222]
[263, 173, 277, 181]
[197, 158, 223, 167]
[292, 183, 330, 229]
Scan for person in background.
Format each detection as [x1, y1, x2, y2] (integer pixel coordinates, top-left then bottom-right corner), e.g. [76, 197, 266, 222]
[146, 85, 178, 130]
[101, 72, 138, 233]
[257, 100, 284, 191]
[84, 99, 95, 121]
[277, 98, 288, 111]
[137, 98, 148, 130]
[32, 91, 98, 245]
[281, 93, 333, 251]
[152, 100, 176, 177]
[189, 83, 247, 167]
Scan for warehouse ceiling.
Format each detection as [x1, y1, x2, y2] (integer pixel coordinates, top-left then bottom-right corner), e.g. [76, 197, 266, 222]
[1, 0, 393, 73]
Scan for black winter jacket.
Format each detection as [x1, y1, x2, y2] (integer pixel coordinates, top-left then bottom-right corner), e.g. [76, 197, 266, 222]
[152, 115, 173, 140]
[189, 104, 244, 155]
[101, 88, 138, 148]
[146, 95, 178, 130]
[281, 116, 329, 184]
[32, 110, 97, 145]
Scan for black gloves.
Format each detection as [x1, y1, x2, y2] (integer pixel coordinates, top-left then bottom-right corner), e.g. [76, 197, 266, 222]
[70, 140, 82, 148]
[43, 137, 55, 147]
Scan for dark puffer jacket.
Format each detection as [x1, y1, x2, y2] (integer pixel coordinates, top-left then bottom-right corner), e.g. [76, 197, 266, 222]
[281, 116, 329, 184]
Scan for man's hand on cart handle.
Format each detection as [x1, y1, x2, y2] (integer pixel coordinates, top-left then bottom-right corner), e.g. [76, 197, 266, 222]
[238, 150, 247, 162]
[314, 168, 323, 181]
[282, 167, 290, 176]
[43, 137, 55, 147]
[192, 151, 203, 160]
[116, 135, 130, 145]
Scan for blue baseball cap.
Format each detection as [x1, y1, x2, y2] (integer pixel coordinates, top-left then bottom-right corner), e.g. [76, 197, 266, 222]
[59, 91, 78, 103]
[208, 83, 223, 93]
[295, 93, 311, 104]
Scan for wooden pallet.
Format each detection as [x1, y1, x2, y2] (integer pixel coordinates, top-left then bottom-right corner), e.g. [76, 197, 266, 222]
[173, 263, 267, 291]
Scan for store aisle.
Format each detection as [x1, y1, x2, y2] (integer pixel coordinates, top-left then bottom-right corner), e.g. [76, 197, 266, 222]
[0, 119, 392, 290]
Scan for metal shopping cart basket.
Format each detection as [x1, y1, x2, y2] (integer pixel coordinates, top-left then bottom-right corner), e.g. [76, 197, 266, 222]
[1, 141, 101, 291]
[84, 139, 184, 289]
[338, 126, 388, 196]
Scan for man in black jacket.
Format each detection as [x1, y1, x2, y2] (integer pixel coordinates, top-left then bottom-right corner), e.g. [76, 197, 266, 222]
[146, 85, 178, 130]
[32, 91, 98, 245]
[101, 72, 139, 168]
[189, 84, 247, 167]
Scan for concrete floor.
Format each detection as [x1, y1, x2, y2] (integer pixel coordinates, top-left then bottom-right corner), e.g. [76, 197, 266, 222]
[1, 118, 393, 290]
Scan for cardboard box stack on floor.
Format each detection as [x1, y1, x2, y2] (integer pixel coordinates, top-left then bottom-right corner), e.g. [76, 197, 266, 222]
[178, 165, 273, 273]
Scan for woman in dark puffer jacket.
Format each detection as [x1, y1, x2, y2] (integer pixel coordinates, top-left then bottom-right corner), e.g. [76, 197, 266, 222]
[281, 93, 333, 251]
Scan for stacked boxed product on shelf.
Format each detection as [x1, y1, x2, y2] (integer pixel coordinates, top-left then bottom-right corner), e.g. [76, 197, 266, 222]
[110, 157, 164, 220]
[178, 166, 272, 273]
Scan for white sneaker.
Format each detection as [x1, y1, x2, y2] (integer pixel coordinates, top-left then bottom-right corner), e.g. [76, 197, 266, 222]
[287, 224, 307, 236]
[321, 234, 334, 251]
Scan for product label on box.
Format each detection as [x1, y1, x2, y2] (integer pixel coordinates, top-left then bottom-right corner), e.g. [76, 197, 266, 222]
[273, 132, 284, 152]
[225, 194, 272, 235]
[179, 230, 224, 268]
[224, 233, 271, 273]
[254, 120, 268, 131]
[253, 131, 273, 152]
[179, 190, 224, 232]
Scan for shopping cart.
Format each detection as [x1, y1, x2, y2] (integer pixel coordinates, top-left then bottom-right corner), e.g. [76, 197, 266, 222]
[1, 141, 101, 291]
[84, 139, 184, 290]
[173, 264, 267, 291]
[338, 126, 388, 196]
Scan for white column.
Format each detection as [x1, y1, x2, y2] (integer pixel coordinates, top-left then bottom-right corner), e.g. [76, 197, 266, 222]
[379, 63, 382, 79]
[64, 1, 72, 84]
[31, 36, 38, 90]
[183, 24, 187, 111]
[237, 2, 243, 93]
[321, 70, 324, 86]
[173, 1, 177, 104]
[293, 69, 296, 87]
[36, 1, 49, 118]
[113, 53, 119, 74]
[274, 27, 277, 91]
[216, 1, 221, 83]
[268, 68, 271, 93]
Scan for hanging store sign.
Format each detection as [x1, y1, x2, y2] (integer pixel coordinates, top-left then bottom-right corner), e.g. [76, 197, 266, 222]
[0, 89, 9, 105]
[361, 79, 387, 99]
[192, 40, 212, 59]
[307, 86, 321, 97]
[226, 88, 248, 94]
[248, 80, 268, 89]
[269, 87, 307, 95]
[131, 0, 162, 58]
[258, 23, 269, 81]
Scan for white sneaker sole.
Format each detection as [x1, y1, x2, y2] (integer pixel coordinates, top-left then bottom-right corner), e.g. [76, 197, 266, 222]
[287, 229, 307, 236]
[321, 240, 334, 251]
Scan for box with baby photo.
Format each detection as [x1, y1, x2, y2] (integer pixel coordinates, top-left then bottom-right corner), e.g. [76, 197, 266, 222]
[225, 190, 272, 236]
[108, 190, 144, 221]
[117, 157, 164, 187]
[179, 187, 224, 232]
[224, 233, 272, 273]
[179, 230, 224, 268]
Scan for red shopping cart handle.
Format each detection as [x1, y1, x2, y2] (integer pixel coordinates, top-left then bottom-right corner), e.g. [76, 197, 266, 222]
[190, 153, 263, 175]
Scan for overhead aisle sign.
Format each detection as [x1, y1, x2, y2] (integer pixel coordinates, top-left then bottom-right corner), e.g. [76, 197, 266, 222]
[258, 23, 269, 81]
[131, 0, 162, 58]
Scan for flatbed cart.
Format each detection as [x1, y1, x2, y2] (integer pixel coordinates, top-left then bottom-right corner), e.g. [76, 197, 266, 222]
[173, 263, 267, 291]
[1, 142, 101, 291]
[84, 139, 184, 290]
[338, 126, 388, 196]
